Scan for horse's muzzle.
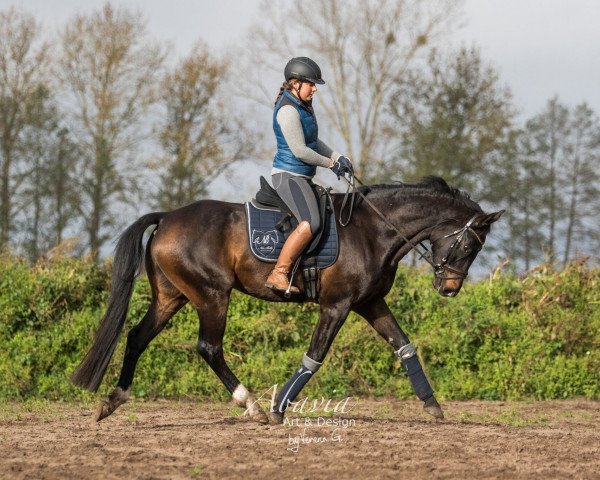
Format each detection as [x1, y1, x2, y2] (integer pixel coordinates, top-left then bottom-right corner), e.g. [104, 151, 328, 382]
[433, 275, 464, 297]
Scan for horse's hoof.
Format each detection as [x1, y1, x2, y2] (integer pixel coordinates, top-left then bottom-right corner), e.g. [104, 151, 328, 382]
[240, 393, 269, 424]
[244, 404, 269, 424]
[267, 411, 284, 425]
[423, 396, 444, 420]
[94, 387, 130, 422]
[253, 410, 269, 425]
[95, 400, 113, 422]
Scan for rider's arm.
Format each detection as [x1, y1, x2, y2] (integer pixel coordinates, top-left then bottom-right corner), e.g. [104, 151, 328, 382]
[277, 105, 341, 168]
[316, 140, 342, 167]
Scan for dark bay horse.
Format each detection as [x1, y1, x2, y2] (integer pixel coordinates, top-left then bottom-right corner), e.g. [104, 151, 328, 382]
[72, 176, 503, 423]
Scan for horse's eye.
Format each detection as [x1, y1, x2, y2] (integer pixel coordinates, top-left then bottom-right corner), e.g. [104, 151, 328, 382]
[463, 245, 472, 254]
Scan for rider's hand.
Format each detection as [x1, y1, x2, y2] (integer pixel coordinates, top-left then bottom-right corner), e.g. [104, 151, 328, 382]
[330, 156, 354, 180]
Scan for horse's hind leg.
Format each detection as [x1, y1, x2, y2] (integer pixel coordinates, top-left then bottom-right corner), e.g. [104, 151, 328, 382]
[96, 284, 187, 421]
[193, 288, 268, 424]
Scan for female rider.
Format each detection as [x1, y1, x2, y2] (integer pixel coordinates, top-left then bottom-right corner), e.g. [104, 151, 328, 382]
[265, 56, 353, 294]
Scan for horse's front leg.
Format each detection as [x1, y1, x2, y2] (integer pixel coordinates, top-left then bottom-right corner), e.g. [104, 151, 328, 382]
[268, 302, 351, 424]
[354, 298, 444, 420]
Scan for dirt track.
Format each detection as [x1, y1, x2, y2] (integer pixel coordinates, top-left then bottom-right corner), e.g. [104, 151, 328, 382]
[1, 398, 598, 479]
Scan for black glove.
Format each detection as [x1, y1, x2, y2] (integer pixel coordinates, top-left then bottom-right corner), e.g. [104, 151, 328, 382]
[330, 156, 353, 180]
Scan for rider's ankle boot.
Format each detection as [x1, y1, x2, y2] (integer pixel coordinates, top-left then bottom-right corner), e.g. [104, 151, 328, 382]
[265, 221, 312, 293]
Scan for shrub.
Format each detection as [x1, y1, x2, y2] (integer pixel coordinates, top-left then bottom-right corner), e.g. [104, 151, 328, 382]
[0, 255, 598, 401]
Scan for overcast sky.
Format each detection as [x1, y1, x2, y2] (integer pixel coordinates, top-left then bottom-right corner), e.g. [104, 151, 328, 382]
[4, 0, 599, 119]
[4, 0, 600, 205]
[3, 0, 597, 266]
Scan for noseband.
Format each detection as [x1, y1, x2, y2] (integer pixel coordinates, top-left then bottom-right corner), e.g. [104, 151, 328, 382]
[432, 215, 483, 281]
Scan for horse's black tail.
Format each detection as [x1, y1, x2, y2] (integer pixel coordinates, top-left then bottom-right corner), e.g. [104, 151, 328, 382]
[71, 212, 166, 392]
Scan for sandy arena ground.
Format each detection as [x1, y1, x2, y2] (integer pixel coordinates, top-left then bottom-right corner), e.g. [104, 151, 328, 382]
[0, 398, 598, 479]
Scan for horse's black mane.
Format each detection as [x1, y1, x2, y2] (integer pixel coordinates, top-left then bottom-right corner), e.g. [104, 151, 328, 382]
[358, 176, 482, 212]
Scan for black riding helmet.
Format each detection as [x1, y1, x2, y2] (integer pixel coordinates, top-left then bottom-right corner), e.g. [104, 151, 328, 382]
[284, 57, 325, 85]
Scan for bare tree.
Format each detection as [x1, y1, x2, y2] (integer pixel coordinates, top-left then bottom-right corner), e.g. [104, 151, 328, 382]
[154, 44, 256, 210]
[0, 7, 50, 251]
[58, 2, 166, 259]
[244, 0, 463, 180]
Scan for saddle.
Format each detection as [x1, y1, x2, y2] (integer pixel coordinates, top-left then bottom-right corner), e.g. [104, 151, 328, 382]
[245, 176, 339, 299]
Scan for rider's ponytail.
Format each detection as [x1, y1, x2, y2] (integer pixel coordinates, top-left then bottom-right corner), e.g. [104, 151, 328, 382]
[274, 80, 293, 105]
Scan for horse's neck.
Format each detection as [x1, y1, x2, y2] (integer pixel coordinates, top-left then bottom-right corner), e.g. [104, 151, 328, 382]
[367, 192, 460, 234]
[364, 192, 469, 264]
[407, 199, 462, 231]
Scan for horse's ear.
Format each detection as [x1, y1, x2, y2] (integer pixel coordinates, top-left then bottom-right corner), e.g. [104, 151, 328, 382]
[472, 210, 505, 228]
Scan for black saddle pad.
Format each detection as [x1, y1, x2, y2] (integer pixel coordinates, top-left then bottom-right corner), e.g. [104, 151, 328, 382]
[245, 201, 338, 269]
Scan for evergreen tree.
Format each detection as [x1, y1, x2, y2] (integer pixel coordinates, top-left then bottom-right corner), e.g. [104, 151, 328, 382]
[390, 46, 514, 195]
[17, 85, 81, 261]
[523, 97, 569, 264]
[561, 103, 600, 265]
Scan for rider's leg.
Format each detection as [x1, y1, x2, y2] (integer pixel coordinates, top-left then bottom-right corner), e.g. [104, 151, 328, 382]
[266, 173, 320, 293]
[265, 220, 312, 293]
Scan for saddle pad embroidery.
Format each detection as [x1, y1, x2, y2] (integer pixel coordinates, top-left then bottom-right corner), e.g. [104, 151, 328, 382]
[245, 202, 338, 268]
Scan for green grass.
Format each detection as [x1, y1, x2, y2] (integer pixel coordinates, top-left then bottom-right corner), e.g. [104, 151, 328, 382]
[454, 407, 549, 427]
[188, 466, 203, 477]
[0, 398, 95, 422]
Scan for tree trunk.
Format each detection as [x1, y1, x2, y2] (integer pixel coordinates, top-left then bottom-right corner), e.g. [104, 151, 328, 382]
[30, 159, 42, 262]
[547, 124, 557, 264]
[563, 154, 580, 266]
[89, 178, 103, 262]
[523, 195, 531, 271]
[0, 146, 12, 250]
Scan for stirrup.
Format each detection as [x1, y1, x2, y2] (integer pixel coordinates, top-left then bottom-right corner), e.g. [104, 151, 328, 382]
[265, 271, 298, 294]
[284, 258, 302, 297]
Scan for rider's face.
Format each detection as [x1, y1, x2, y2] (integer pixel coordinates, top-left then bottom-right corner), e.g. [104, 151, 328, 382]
[292, 80, 317, 101]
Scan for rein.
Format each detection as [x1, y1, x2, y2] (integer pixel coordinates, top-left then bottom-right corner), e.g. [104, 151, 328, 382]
[338, 174, 437, 269]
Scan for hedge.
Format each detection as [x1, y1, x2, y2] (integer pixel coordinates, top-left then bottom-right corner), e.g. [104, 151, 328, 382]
[0, 254, 598, 401]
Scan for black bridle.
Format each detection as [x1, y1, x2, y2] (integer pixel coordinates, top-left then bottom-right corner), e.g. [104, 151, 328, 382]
[339, 174, 483, 283]
[430, 214, 484, 282]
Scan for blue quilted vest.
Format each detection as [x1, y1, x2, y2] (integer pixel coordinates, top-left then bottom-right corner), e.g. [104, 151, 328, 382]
[272, 91, 319, 177]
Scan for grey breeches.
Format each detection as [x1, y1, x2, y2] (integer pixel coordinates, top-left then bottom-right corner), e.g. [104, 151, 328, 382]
[272, 172, 320, 234]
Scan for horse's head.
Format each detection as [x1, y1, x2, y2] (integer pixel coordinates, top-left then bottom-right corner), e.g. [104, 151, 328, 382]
[429, 210, 504, 297]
